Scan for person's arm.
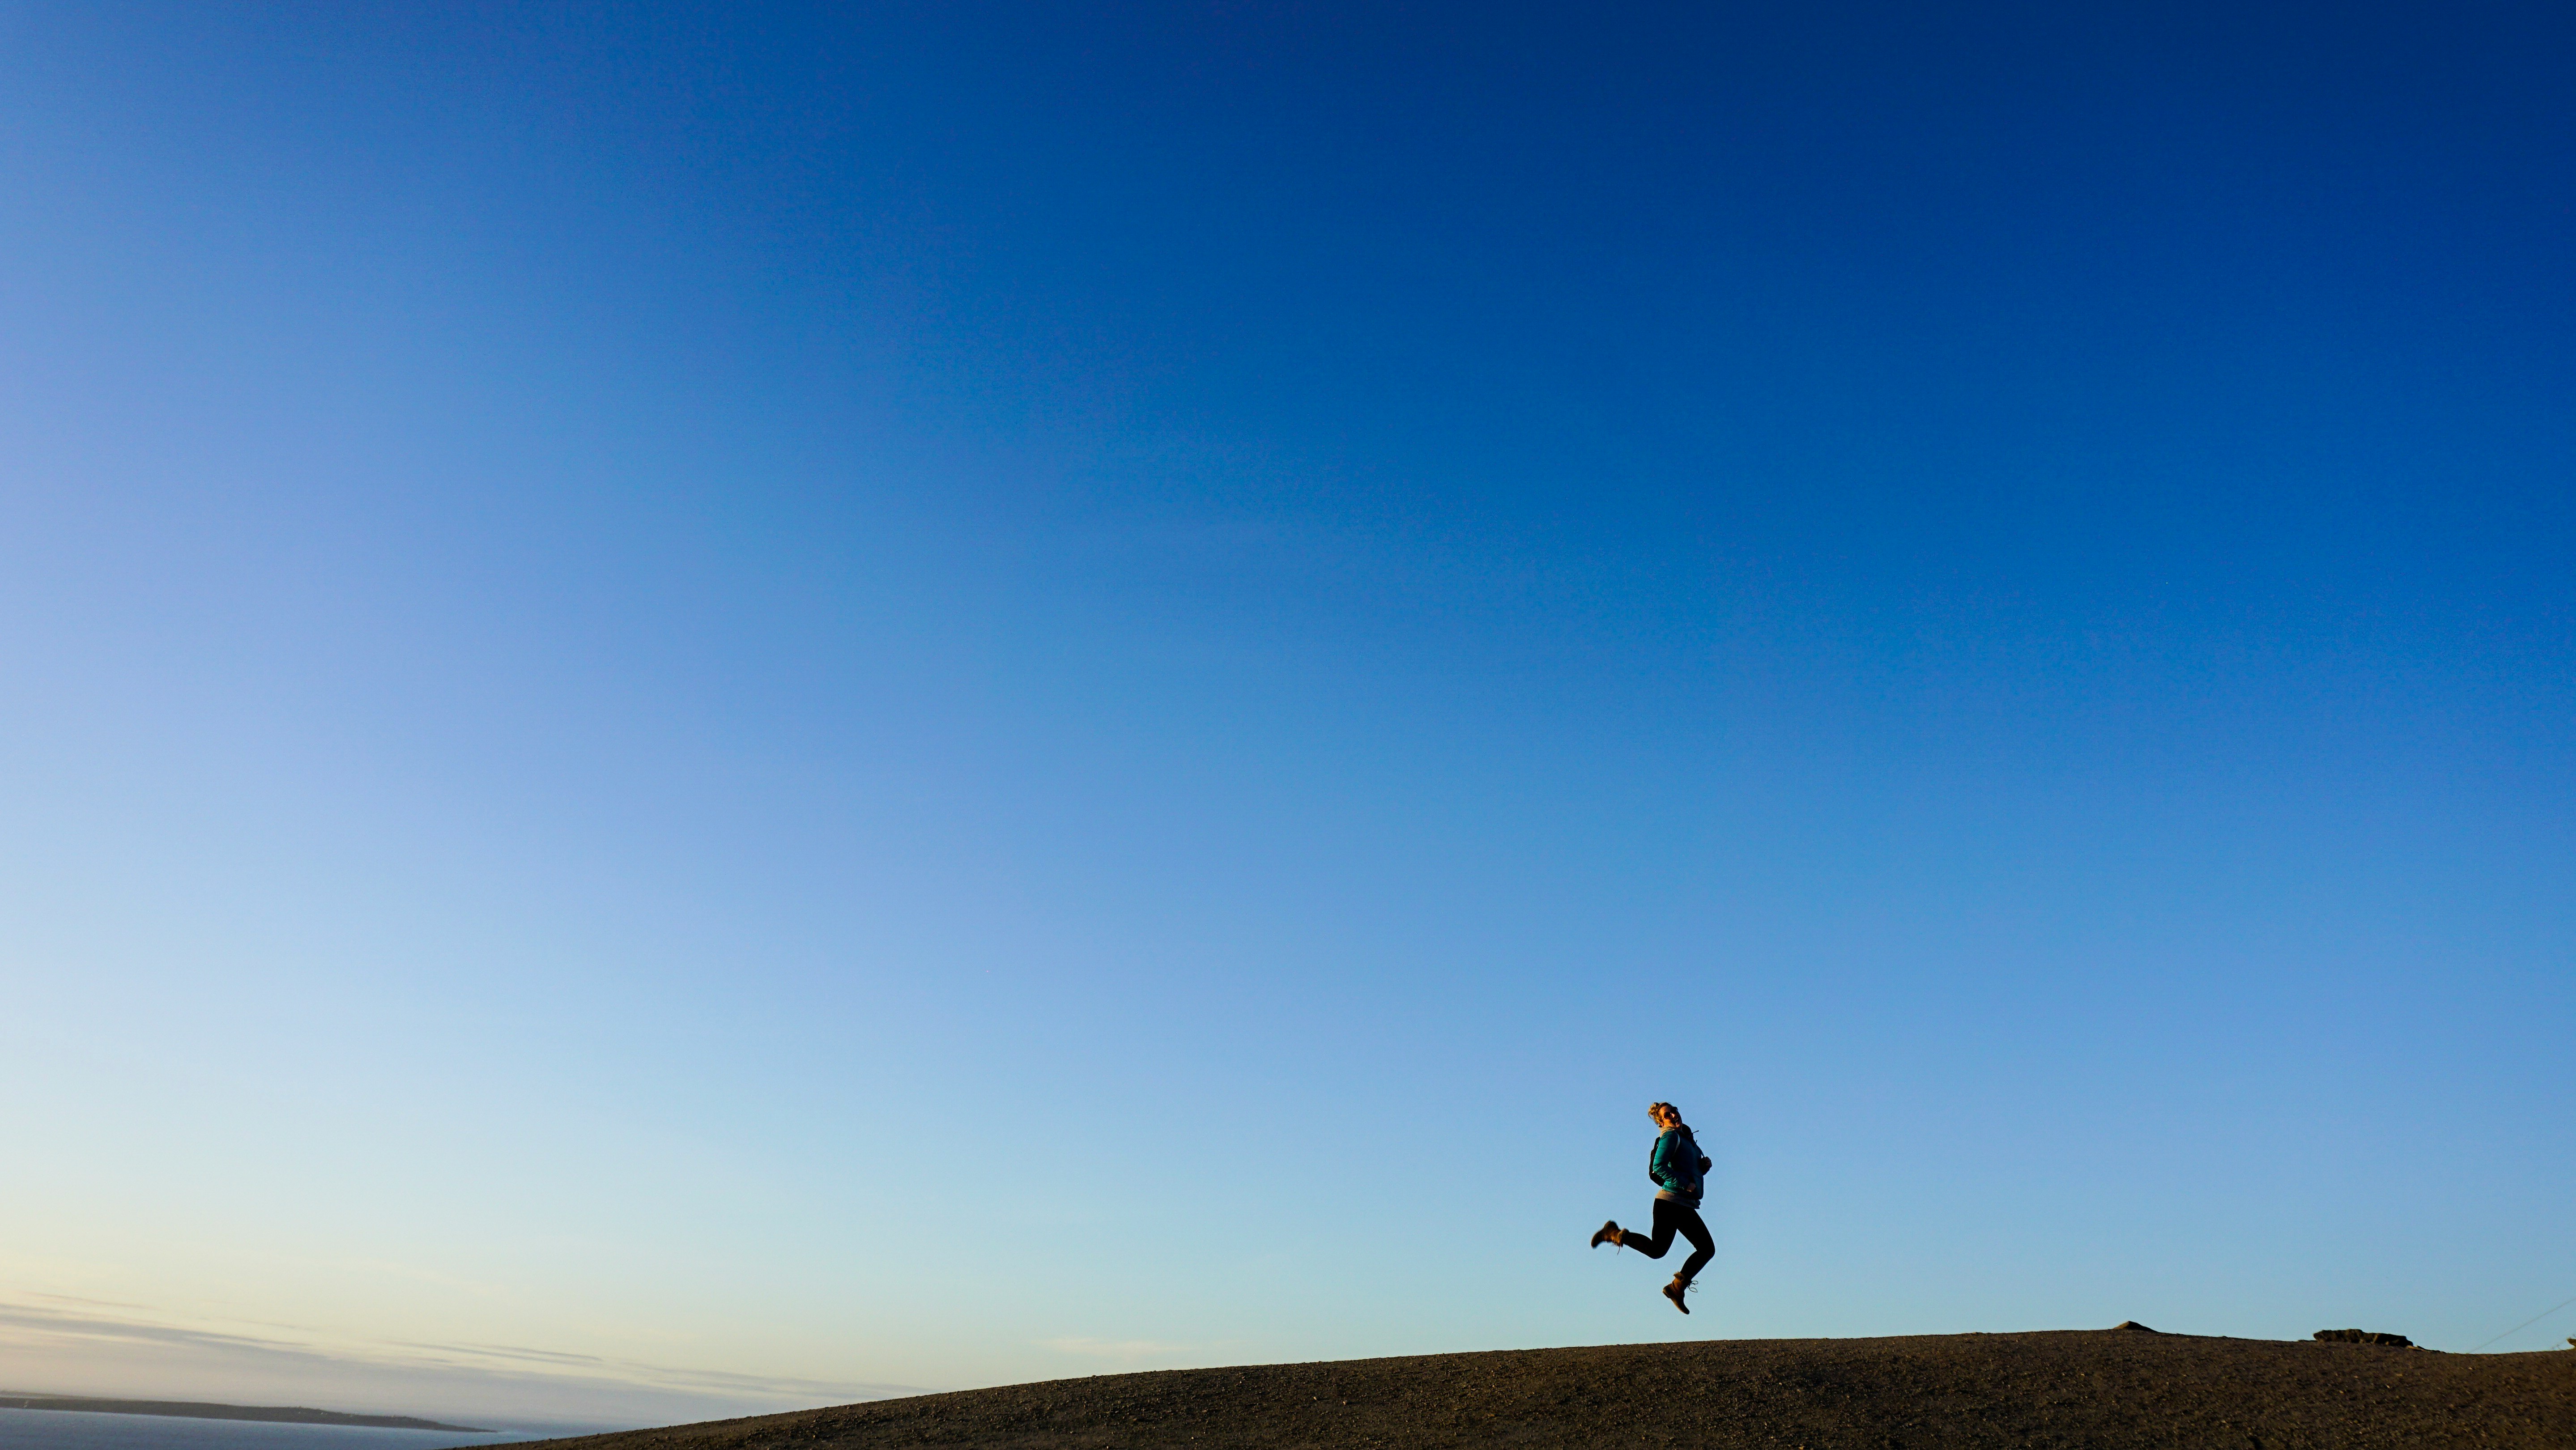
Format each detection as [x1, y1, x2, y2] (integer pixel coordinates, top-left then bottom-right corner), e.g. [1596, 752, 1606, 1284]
[1648, 1131, 1680, 1189]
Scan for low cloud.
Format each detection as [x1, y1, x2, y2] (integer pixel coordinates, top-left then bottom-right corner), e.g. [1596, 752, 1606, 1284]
[0, 1295, 927, 1430]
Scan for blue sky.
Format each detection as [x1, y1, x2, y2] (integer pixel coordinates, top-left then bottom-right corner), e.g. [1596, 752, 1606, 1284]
[4, 0, 2572, 1425]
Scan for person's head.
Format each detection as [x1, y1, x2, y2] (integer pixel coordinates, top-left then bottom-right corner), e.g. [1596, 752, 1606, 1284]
[1648, 1101, 1683, 1131]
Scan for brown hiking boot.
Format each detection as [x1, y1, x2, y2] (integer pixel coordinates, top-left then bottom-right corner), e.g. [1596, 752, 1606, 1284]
[1590, 1220, 1621, 1249]
[1662, 1276, 1692, 1314]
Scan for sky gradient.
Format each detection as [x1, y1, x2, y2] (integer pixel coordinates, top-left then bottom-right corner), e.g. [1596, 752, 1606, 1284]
[4, 0, 2573, 1427]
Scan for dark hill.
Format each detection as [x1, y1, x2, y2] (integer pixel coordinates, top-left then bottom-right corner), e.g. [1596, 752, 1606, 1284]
[530, 1328, 2570, 1449]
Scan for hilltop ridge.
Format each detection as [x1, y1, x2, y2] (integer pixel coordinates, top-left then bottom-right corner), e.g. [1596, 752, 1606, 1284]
[526, 1327, 2570, 1449]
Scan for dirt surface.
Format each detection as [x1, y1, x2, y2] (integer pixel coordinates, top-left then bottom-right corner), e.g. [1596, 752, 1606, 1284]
[528, 1329, 2571, 1449]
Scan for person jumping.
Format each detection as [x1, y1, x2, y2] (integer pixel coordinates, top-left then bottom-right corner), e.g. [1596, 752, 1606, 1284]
[1588, 1101, 1714, 1313]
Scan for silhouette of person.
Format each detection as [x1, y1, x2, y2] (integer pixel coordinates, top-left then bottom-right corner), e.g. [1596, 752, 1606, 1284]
[1590, 1101, 1715, 1313]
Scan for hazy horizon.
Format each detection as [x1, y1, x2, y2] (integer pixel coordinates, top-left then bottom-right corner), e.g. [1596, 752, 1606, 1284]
[6, 0, 2572, 1428]
[0, 1405, 564, 1450]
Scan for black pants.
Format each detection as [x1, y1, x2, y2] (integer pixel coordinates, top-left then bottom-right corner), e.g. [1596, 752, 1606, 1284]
[1622, 1198, 1714, 1282]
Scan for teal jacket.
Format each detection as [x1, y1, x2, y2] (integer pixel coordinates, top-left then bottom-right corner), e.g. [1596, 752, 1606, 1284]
[1649, 1127, 1706, 1208]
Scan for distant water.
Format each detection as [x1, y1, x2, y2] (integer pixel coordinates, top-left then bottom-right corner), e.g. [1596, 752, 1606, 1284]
[0, 1408, 579, 1450]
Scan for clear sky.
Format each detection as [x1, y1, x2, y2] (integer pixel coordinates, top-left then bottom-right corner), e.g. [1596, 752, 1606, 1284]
[4, 0, 2572, 1428]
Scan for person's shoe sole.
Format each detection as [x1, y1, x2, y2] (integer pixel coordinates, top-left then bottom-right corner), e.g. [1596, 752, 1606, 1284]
[1589, 1221, 1620, 1249]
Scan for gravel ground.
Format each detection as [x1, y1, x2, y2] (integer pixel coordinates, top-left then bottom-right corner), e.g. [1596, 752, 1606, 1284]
[530, 1329, 2572, 1449]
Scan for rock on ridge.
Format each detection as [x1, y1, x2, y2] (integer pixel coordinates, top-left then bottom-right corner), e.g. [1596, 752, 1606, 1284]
[2315, 1329, 2416, 1347]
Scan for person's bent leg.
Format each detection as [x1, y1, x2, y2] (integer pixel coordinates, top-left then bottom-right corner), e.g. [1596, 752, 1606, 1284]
[1676, 1208, 1715, 1283]
[1618, 1199, 1685, 1258]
